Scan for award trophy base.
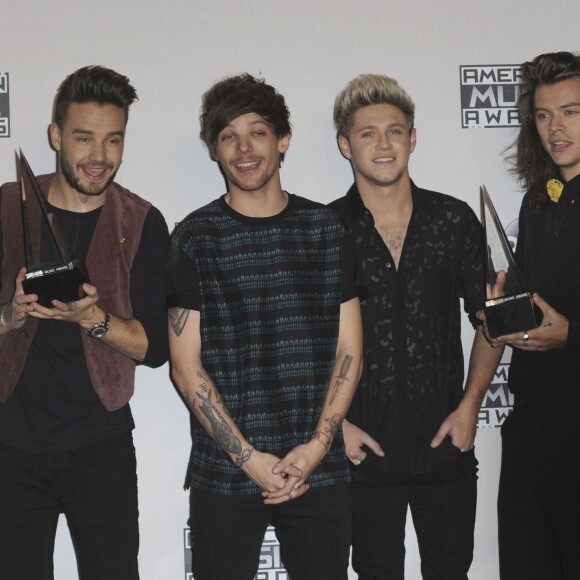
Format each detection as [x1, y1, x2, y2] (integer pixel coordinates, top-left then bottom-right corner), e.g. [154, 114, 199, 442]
[484, 292, 538, 338]
[22, 260, 90, 307]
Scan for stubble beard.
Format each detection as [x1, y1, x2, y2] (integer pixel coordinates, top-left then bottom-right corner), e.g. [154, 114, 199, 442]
[60, 148, 118, 197]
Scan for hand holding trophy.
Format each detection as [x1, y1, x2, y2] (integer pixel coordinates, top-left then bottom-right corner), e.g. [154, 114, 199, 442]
[480, 185, 538, 338]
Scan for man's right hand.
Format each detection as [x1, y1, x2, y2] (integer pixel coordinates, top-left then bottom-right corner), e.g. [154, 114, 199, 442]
[0, 268, 37, 333]
[343, 419, 384, 466]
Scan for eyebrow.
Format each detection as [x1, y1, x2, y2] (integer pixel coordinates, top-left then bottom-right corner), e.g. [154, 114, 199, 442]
[71, 128, 125, 137]
[536, 102, 580, 112]
[356, 122, 406, 131]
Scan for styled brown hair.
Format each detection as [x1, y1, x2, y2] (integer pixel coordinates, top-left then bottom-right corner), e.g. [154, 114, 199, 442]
[53, 65, 138, 128]
[199, 74, 291, 161]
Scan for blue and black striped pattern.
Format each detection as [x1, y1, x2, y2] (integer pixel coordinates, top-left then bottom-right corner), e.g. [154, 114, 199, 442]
[169, 195, 350, 495]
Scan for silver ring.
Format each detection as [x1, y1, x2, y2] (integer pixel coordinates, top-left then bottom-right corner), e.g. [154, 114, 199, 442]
[523, 331, 529, 346]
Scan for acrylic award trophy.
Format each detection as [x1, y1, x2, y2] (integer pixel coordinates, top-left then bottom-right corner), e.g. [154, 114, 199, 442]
[481, 185, 537, 338]
[19, 151, 89, 307]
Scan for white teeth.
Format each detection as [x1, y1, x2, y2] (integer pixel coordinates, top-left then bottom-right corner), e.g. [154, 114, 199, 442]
[236, 161, 259, 169]
[374, 157, 395, 163]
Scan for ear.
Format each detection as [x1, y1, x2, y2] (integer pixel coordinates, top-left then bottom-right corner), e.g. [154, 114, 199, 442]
[338, 135, 352, 160]
[278, 132, 291, 155]
[409, 128, 417, 153]
[49, 123, 62, 152]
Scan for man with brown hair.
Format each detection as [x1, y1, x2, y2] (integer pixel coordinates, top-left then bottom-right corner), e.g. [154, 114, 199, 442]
[493, 51, 580, 580]
[167, 74, 362, 580]
[0, 65, 169, 579]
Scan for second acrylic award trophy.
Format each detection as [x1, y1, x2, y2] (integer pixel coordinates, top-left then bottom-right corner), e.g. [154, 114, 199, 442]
[480, 185, 538, 338]
[19, 151, 90, 307]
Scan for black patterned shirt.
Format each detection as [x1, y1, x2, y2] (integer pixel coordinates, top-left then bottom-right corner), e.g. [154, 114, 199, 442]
[167, 194, 355, 495]
[330, 182, 484, 481]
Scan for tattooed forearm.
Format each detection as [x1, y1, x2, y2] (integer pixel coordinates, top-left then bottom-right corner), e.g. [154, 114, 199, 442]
[329, 354, 353, 405]
[196, 388, 242, 454]
[169, 307, 190, 336]
[234, 446, 254, 466]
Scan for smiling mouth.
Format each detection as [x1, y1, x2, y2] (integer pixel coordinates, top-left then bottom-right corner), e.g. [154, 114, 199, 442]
[550, 141, 571, 152]
[81, 165, 111, 180]
[373, 156, 395, 163]
[234, 160, 261, 170]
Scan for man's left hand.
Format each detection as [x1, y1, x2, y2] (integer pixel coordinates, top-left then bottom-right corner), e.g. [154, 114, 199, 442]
[431, 405, 477, 452]
[29, 282, 101, 328]
[495, 293, 568, 351]
[262, 440, 327, 504]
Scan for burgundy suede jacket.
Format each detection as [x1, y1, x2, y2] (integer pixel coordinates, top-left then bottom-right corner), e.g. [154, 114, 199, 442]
[0, 174, 151, 411]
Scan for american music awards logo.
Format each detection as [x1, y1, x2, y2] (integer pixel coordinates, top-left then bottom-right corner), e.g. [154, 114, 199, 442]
[0, 73, 9, 138]
[460, 65, 521, 129]
[184, 526, 288, 579]
[477, 218, 518, 428]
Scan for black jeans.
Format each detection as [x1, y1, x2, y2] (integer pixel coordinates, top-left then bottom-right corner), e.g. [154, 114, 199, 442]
[189, 483, 352, 580]
[498, 392, 580, 580]
[351, 468, 477, 580]
[0, 432, 139, 580]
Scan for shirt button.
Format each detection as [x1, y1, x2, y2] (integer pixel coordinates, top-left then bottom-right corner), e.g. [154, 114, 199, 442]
[386, 263, 392, 269]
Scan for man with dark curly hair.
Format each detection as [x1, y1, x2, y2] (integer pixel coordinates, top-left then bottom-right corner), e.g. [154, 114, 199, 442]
[493, 51, 580, 580]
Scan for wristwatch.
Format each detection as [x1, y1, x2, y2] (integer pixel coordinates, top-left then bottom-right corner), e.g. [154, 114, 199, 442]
[85, 312, 111, 338]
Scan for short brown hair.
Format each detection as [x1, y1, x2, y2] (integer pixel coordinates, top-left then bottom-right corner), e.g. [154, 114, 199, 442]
[53, 65, 138, 128]
[200, 74, 291, 161]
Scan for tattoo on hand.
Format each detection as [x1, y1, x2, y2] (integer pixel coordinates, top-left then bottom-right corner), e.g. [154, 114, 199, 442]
[196, 388, 242, 454]
[234, 446, 254, 466]
[169, 308, 189, 336]
[329, 355, 353, 405]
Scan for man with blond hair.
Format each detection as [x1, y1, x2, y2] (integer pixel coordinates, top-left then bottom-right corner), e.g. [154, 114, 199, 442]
[330, 74, 501, 579]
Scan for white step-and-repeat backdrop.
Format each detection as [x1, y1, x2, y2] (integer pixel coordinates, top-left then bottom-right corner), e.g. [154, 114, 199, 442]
[1, 1, 578, 578]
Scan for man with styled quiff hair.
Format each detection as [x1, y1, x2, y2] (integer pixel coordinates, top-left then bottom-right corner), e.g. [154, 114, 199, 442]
[329, 73, 501, 579]
[0, 65, 169, 579]
[333, 73, 415, 138]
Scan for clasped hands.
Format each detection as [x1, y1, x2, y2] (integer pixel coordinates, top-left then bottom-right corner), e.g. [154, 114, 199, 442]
[240, 440, 329, 505]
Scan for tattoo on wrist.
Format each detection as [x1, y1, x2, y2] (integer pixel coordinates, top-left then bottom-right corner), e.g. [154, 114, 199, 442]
[329, 355, 353, 405]
[324, 414, 343, 443]
[234, 446, 254, 466]
[312, 431, 331, 449]
[169, 307, 189, 336]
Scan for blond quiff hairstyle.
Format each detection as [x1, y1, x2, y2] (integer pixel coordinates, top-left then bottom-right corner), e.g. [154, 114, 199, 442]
[333, 74, 415, 138]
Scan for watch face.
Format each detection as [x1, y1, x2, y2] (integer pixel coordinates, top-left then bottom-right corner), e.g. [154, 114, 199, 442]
[90, 326, 107, 338]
